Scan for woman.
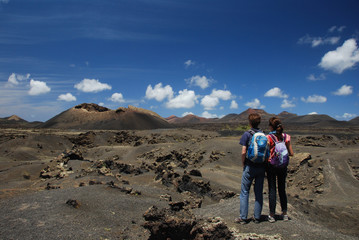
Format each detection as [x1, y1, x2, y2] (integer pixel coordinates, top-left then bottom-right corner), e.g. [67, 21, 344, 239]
[266, 117, 294, 223]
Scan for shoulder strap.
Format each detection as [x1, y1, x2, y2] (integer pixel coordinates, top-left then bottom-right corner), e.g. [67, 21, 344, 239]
[282, 133, 287, 142]
[268, 134, 279, 144]
[248, 130, 255, 136]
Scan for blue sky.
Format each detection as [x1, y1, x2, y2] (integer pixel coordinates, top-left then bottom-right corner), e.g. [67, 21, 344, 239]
[0, 0, 358, 122]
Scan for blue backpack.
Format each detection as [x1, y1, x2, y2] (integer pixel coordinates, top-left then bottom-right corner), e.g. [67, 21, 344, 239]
[246, 130, 269, 163]
[268, 134, 289, 167]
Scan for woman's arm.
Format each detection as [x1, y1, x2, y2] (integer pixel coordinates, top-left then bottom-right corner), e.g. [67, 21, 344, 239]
[287, 141, 294, 156]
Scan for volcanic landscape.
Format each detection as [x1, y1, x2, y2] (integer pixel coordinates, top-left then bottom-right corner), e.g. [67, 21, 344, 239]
[0, 103, 358, 239]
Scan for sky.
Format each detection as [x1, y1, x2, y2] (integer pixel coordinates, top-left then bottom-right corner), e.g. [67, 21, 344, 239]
[0, 0, 358, 122]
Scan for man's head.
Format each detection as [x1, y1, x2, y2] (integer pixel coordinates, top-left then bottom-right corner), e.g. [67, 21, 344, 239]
[248, 113, 261, 128]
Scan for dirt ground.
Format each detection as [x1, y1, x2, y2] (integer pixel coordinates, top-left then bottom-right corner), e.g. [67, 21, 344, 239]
[0, 128, 358, 239]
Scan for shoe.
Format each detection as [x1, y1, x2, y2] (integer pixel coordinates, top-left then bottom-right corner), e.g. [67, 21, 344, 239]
[268, 215, 276, 223]
[252, 216, 260, 224]
[283, 215, 289, 221]
[234, 217, 248, 225]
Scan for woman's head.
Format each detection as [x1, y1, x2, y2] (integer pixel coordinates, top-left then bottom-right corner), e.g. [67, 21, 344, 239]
[269, 117, 283, 135]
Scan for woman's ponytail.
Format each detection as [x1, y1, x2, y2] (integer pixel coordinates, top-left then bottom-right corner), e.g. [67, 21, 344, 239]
[269, 117, 284, 140]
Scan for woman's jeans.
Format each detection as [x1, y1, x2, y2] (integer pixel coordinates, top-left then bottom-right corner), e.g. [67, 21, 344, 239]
[267, 165, 288, 215]
[239, 164, 265, 220]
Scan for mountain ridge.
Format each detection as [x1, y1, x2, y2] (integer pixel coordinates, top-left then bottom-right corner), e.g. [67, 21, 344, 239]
[0, 105, 357, 129]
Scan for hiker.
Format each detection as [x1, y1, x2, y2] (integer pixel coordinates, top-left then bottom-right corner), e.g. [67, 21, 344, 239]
[266, 117, 294, 223]
[236, 113, 269, 224]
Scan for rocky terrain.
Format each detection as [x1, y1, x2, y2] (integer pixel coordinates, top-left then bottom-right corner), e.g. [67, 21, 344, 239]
[0, 126, 358, 239]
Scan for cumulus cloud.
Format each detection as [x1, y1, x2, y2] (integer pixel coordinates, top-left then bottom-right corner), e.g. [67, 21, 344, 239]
[301, 95, 327, 103]
[201, 95, 219, 110]
[340, 113, 357, 119]
[264, 87, 288, 98]
[210, 89, 232, 100]
[201, 111, 218, 119]
[182, 112, 194, 117]
[281, 99, 295, 108]
[201, 89, 232, 110]
[28, 79, 51, 96]
[6, 73, 30, 86]
[109, 93, 125, 103]
[307, 73, 326, 81]
[308, 112, 318, 115]
[166, 89, 197, 109]
[184, 60, 195, 68]
[319, 38, 359, 74]
[333, 84, 353, 96]
[230, 100, 238, 109]
[245, 98, 265, 109]
[186, 75, 213, 89]
[74, 79, 112, 93]
[145, 83, 173, 102]
[298, 35, 340, 47]
[58, 93, 76, 102]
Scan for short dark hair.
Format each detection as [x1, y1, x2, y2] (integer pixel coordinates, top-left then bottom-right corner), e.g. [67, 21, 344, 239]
[248, 113, 261, 128]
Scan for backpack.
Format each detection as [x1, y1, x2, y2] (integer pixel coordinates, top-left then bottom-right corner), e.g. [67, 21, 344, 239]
[246, 130, 269, 163]
[268, 133, 289, 167]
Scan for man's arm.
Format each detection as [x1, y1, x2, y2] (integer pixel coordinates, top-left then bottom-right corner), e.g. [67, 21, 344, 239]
[241, 146, 247, 166]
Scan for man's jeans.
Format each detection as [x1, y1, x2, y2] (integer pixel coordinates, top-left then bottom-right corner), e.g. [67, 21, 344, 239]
[239, 164, 265, 220]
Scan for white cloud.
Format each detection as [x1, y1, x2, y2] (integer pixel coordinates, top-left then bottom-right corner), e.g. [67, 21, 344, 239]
[210, 89, 232, 100]
[28, 79, 51, 96]
[333, 84, 353, 96]
[182, 112, 194, 117]
[201, 89, 232, 110]
[145, 83, 173, 102]
[319, 38, 359, 74]
[6, 73, 30, 86]
[184, 60, 195, 68]
[308, 112, 318, 115]
[245, 98, 265, 109]
[329, 25, 346, 33]
[307, 73, 326, 81]
[230, 100, 238, 109]
[281, 99, 295, 108]
[301, 95, 327, 103]
[186, 75, 213, 89]
[166, 89, 198, 109]
[58, 93, 76, 102]
[74, 78, 112, 93]
[298, 35, 340, 47]
[264, 87, 288, 98]
[201, 95, 219, 110]
[109, 93, 125, 103]
[201, 111, 218, 118]
[341, 113, 357, 119]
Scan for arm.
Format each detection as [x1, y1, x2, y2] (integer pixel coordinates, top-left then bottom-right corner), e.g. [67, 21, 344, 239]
[241, 146, 247, 166]
[286, 141, 294, 156]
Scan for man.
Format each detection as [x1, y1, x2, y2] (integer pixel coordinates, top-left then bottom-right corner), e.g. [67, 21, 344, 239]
[235, 113, 268, 224]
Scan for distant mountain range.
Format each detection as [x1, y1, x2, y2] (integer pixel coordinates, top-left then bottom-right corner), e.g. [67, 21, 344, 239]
[0, 103, 358, 130]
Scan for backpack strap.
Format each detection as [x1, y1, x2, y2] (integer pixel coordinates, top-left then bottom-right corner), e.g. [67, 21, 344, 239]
[268, 134, 277, 143]
[248, 129, 255, 136]
[282, 133, 287, 142]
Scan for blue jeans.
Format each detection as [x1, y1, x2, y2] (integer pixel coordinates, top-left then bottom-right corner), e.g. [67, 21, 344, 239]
[239, 164, 265, 220]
